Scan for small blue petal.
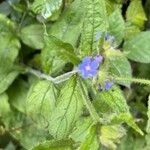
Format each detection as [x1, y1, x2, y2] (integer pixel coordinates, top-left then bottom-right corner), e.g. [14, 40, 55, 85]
[96, 32, 102, 40]
[93, 55, 103, 63]
[91, 60, 99, 69]
[78, 64, 84, 71]
[82, 57, 91, 64]
[90, 70, 98, 76]
[99, 81, 113, 91]
[105, 82, 113, 90]
[104, 33, 109, 41]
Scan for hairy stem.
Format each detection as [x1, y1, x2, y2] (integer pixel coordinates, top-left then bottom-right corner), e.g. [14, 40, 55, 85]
[79, 79, 101, 124]
[116, 77, 150, 85]
[27, 67, 78, 84]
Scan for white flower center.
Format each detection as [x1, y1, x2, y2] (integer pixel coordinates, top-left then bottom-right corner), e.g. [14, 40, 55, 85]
[85, 65, 91, 71]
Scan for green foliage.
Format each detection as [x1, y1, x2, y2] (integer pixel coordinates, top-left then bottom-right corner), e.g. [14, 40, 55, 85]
[100, 125, 126, 150]
[126, 0, 147, 29]
[32, 140, 74, 150]
[80, 0, 108, 54]
[124, 31, 150, 63]
[31, 0, 63, 20]
[48, 77, 84, 139]
[0, 0, 150, 149]
[108, 9, 125, 45]
[20, 24, 44, 49]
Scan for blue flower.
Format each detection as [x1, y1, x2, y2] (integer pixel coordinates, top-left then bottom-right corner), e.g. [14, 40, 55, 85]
[78, 56, 102, 79]
[100, 81, 113, 91]
[104, 33, 115, 42]
[96, 32, 115, 42]
[94, 55, 103, 63]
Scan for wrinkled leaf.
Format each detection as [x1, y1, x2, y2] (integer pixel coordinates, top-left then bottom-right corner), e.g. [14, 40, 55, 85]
[26, 80, 57, 128]
[80, 0, 108, 55]
[48, 77, 84, 139]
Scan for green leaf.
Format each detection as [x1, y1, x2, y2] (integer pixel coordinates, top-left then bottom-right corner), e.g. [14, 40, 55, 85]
[105, 0, 122, 15]
[70, 117, 93, 142]
[80, 0, 108, 55]
[2, 110, 49, 149]
[31, 0, 63, 20]
[0, 1, 11, 16]
[79, 125, 99, 150]
[0, 66, 19, 95]
[0, 93, 10, 117]
[7, 79, 29, 113]
[20, 24, 44, 49]
[32, 140, 74, 150]
[0, 36, 20, 94]
[48, 0, 84, 47]
[26, 80, 57, 128]
[126, 0, 147, 29]
[41, 36, 80, 74]
[48, 77, 84, 139]
[123, 31, 150, 63]
[108, 9, 125, 45]
[111, 113, 144, 135]
[93, 86, 129, 114]
[100, 125, 126, 150]
[108, 52, 132, 87]
[124, 22, 140, 39]
[118, 132, 145, 150]
[0, 14, 16, 36]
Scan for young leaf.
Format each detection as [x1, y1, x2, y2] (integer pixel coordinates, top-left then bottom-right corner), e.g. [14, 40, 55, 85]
[100, 125, 126, 150]
[41, 36, 80, 73]
[48, 77, 84, 139]
[20, 24, 44, 49]
[124, 31, 150, 63]
[31, 0, 63, 20]
[126, 0, 147, 29]
[26, 80, 57, 128]
[80, 0, 108, 55]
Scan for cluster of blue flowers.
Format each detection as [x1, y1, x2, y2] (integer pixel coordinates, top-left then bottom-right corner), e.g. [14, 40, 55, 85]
[78, 55, 113, 91]
[78, 55, 103, 79]
[77, 32, 114, 91]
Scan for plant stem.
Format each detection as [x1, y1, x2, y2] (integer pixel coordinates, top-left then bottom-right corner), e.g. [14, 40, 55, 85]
[27, 67, 78, 84]
[79, 79, 101, 124]
[116, 77, 150, 85]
